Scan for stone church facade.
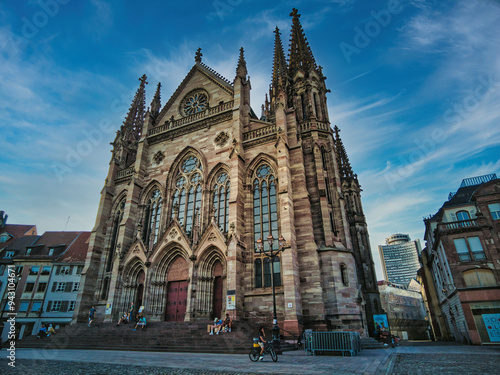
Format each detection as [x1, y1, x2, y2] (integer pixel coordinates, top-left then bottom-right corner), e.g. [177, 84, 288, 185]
[75, 9, 381, 336]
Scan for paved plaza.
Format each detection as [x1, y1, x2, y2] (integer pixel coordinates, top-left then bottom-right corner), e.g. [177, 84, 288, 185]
[1, 342, 499, 374]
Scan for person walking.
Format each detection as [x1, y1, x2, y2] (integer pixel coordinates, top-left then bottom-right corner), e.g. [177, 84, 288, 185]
[88, 305, 96, 327]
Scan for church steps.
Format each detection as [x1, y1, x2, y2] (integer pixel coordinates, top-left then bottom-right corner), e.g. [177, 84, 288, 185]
[15, 322, 274, 354]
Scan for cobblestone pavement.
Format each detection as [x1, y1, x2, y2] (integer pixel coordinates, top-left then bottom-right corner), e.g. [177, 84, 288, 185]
[1, 342, 499, 374]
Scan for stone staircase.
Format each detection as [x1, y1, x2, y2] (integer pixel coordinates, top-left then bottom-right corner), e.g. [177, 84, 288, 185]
[16, 320, 298, 354]
[360, 337, 390, 349]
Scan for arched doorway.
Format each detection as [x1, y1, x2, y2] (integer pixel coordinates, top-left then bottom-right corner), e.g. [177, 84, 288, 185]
[135, 270, 145, 310]
[165, 256, 189, 321]
[212, 260, 223, 319]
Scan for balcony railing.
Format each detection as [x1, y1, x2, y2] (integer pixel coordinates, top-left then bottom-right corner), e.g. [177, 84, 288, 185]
[438, 219, 478, 230]
[148, 100, 234, 137]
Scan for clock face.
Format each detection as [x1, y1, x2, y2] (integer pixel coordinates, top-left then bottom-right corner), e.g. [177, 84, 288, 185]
[183, 92, 208, 116]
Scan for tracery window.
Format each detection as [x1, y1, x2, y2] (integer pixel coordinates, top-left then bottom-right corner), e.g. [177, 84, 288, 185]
[171, 155, 203, 237]
[253, 164, 281, 288]
[143, 189, 162, 248]
[213, 171, 230, 233]
[106, 198, 125, 273]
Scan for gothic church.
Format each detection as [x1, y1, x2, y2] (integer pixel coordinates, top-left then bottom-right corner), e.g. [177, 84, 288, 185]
[75, 9, 381, 336]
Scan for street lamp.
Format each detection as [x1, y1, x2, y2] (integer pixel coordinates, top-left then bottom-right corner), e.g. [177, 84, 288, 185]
[256, 233, 286, 350]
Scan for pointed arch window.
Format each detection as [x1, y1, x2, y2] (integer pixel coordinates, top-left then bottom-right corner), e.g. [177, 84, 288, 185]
[170, 155, 203, 237]
[105, 198, 125, 276]
[143, 189, 162, 248]
[213, 171, 230, 233]
[253, 164, 281, 288]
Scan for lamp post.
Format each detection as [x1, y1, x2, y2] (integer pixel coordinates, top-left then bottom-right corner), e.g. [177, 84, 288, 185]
[256, 233, 286, 350]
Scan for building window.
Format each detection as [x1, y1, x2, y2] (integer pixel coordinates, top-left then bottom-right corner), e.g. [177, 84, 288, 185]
[254, 259, 262, 288]
[48, 248, 54, 256]
[41, 266, 51, 275]
[68, 301, 76, 312]
[29, 266, 40, 275]
[213, 171, 230, 233]
[456, 210, 470, 221]
[31, 301, 42, 313]
[340, 264, 349, 285]
[489, 203, 500, 220]
[19, 301, 30, 312]
[56, 282, 66, 292]
[58, 265, 71, 275]
[254, 257, 281, 288]
[0, 264, 5, 276]
[463, 269, 497, 287]
[143, 189, 162, 248]
[25, 283, 35, 293]
[453, 237, 486, 262]
[51, 301, 62, 312]
[106, 199, 126, 273]
[4, 251, 14, 258]
[253, 164, 281, 288]
[37, 283, 47, 292]
[171, 155, 203, 237]
[72, 282, 80, 292]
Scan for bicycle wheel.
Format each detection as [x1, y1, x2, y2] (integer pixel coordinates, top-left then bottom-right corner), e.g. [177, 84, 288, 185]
[270, 348, 278, 362]
[249, 349, 260, 362]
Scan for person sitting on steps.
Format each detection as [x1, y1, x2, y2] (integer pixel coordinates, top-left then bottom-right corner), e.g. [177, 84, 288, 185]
[133, 315, 147, 331]
[208, 317, 223, 335]
[221, 313, 232, 332]
[116, 313, 128, 326]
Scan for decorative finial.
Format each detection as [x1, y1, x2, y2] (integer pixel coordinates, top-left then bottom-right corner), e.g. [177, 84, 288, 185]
[290, 8, 300, 18]
[195, 48, 203, 63]
[236, 47, 247, 79]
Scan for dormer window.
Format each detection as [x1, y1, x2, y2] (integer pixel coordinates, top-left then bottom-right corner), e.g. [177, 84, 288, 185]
[456, 211, 470, 221]
[27, 248, 32, 255]
[48, 248, 54, 256]
[4, 251, 14, 258]
[0, 233, 10, 243]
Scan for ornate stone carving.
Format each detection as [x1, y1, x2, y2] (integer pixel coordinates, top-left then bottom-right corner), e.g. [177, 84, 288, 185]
[215, 131, 229, 147]
[153, 151, 165, 165]
[170, 229, 178, 238]
[208, 232, 217, 242]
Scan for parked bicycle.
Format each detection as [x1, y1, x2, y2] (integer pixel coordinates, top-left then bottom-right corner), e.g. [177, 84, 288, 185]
[249, 339, 278, 362]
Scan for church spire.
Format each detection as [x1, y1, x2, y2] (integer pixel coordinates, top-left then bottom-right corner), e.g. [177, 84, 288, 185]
[272, 26, 288, 93]
[288, 8, 318, 76]
[334, 125, 355, 182]
[121, 74, 148, 142]
[150, 82, 161, 117]
[236, 47, 247, 79]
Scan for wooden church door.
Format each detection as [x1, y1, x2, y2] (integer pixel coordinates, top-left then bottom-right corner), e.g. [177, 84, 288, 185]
[212, 261, 223, 319]
[165, 256, 189, 322]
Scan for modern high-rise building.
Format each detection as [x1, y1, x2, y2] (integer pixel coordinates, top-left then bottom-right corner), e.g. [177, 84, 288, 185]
[378, 234, 421, 286]
[75, 8, 382, 336]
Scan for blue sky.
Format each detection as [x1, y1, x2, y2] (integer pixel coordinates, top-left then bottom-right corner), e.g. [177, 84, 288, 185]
[1, 0, 499, 280]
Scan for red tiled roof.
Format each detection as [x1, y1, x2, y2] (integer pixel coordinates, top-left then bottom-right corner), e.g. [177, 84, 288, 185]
[58, 231, 91, 263]
[16, 231, 84, 259]
[0, 224, 37, 248]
